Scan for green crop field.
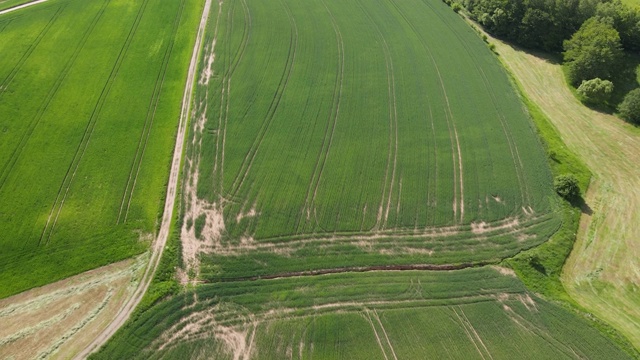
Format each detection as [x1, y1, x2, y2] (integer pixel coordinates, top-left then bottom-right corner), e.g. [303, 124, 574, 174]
[93, 268, 632, 359]
[180, 0, 559, 282]
[1, 0, 633, 357]
[0, 0, 203, 297]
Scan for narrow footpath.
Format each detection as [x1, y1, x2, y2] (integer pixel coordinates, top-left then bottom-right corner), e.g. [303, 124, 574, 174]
[73, 0, 213, 357]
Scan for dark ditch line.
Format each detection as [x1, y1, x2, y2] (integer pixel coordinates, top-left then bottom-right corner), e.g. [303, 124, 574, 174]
[204, 261, 494, 283]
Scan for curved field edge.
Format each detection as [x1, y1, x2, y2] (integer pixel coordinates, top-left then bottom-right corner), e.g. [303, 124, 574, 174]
[457, 15, 640, 355]
[180, 0, 560, 284]
[0, 0, 44, 12]
[90, 268, 633, 359]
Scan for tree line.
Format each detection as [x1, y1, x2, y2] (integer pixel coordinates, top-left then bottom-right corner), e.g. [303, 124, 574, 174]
[461, 0, 640, 123]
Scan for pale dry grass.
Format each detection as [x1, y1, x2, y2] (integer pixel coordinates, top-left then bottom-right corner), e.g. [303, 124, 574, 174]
[483, 29, 640, 348]
[0, 256, 145, 359]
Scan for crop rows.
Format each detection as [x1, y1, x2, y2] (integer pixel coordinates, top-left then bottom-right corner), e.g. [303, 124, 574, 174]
[181, 0, 558, 281]
[0, 0, 204, 297]
[93, 268, 631, 359]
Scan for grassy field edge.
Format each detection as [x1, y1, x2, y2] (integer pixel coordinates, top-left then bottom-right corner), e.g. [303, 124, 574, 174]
[488, 38, 640, 357]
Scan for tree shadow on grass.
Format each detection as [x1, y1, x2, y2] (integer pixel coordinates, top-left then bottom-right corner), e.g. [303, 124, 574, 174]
[572, 196, 593, 216]
[497, 38, 563, 65]
[493, 33, 640, 122]
[610, 54, 640, 105]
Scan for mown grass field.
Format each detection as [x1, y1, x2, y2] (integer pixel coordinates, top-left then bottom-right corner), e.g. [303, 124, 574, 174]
[93, 268, 633, 359]
[0, 0, 203, 297]
[181, 0, 559, 281]
[87, 0, 639, 358]
[483, 32, 640, 349]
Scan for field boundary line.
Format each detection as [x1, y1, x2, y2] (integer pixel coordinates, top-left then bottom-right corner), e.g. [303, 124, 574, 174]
[117, 0, 187, 223]
[0, 0, 109, 193]
[452, 307, 489, 360]
[39, 0, 152, 245]
[0, 5, 62, 99]
[73, 0, 213, 357]
[364, 310, 391, 360]
[373, 309, 398, 360]
[0, 0, 50, 15]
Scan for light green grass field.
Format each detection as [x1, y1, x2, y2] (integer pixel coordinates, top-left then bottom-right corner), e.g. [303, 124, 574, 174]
[181, 0, 559, 282]
[93, 268, 634, 359]
[0, 0, 203, 297]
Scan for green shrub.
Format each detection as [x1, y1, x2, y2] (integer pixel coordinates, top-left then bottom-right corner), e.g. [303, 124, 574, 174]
[618, 88, 640, 123]
[554, 174, 580, 200]
[577, 78, 614, 104]
[452, 3, 462, 13]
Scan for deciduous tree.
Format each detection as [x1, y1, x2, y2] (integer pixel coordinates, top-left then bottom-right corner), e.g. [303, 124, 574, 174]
[618, 88, 640, 124]
[563, 17, 623, 85]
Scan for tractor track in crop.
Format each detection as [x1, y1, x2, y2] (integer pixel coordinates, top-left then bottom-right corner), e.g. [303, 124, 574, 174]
[424, 0, 531, 210]
[216, 0, 251, 198]
[0, 0, 50, 15]
[206, 261, 493, 283]
[73, 0, 213, 357]
[0, 0, 108, 194]
[296, 0, 344, 233]
[39, 0, 152, 245]
[357, 0, 399, 231]
[227, 0, 297, 201]
[386, 0, 465, 223]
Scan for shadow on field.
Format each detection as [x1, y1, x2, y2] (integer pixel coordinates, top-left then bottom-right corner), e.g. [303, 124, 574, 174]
[495, 35, 640, 122]
[570, 196, 593, 216]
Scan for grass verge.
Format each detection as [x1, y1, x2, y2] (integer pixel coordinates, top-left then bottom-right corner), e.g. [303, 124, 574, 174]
[498, 54, 640, 358]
